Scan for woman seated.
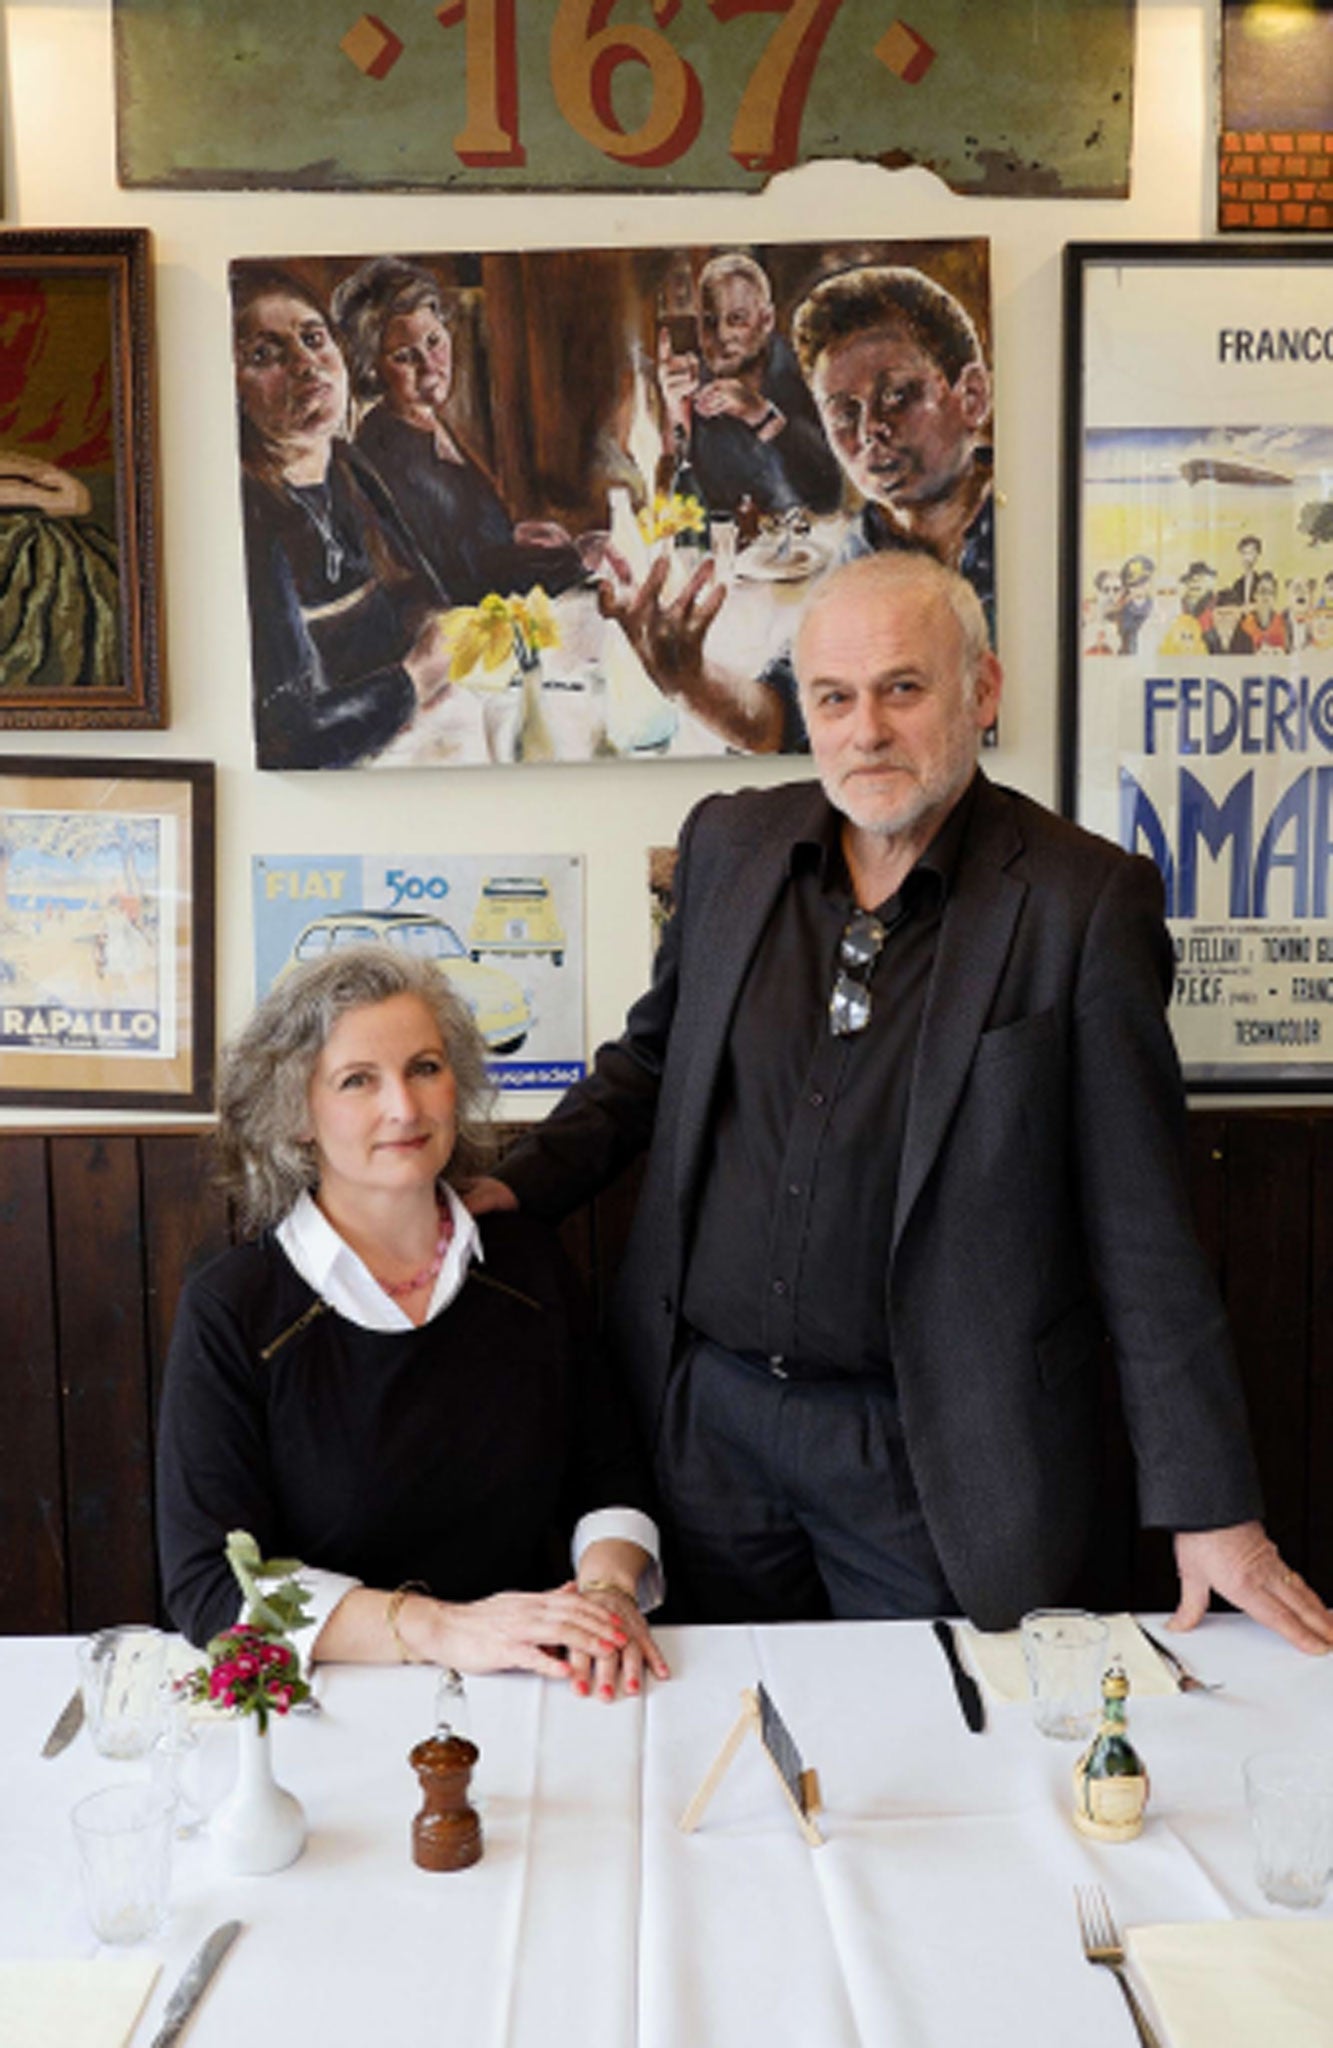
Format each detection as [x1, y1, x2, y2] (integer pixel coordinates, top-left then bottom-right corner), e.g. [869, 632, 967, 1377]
[234, 267, 468, 770]
[157, 946, 667, 1699]
[331, 256, 586, 606]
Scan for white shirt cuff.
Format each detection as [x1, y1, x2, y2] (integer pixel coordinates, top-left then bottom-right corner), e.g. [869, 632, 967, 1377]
[572, 1508, 664, 1612]
[293, 1564, 364, 1672]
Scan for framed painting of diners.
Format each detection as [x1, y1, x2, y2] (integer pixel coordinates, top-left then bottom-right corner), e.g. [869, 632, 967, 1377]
[229, 235, 994, 771]
[1062, 240, 1333, 1091]
[0, 759, 214, 1109]
[0, 228, 164, 729]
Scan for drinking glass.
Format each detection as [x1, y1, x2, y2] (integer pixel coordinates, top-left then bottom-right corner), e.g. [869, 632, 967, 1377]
[77, 1626, 167, 1759]
[151, 1679, 210, 1837]
[1020, 1609, 1109, 1740]
[70, 1784, 175, 1944]
[1244, 1751, 1333, 1909]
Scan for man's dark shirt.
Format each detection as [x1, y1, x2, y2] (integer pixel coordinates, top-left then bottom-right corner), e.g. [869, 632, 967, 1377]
[689, 333, 843, 518]
[681, 781, 978, 1377]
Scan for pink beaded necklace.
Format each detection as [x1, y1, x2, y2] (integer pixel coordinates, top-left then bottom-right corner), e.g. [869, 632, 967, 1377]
[375, 1201, 453, 1301]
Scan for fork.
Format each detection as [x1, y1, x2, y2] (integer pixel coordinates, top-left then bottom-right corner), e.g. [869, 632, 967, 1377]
[1074, 1886, 1161, 2048]
[1137, 1624, 1225, 1693]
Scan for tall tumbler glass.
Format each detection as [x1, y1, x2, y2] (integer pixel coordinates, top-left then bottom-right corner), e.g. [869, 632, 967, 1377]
[71, 1784, 175, 1943]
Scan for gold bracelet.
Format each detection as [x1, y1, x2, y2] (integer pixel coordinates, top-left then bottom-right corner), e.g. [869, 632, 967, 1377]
[385, 1580, 430, 1663]
[577, 1578, 633, 1599]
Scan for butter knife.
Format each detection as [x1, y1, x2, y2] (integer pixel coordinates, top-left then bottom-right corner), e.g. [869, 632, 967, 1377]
[40, 1686, 84, 1758]
[150, 1921, 243, 2048]
[931, 1619, 985, 1733]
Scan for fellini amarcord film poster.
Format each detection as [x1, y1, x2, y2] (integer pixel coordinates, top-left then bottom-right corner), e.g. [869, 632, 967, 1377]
[1074, 255, 1333, 1088]
[251, 852, 585, 1090]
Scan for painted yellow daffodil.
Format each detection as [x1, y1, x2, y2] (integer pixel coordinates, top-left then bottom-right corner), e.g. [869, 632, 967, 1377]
[637, 492, 707, 545]
[441, 586, 559, 684]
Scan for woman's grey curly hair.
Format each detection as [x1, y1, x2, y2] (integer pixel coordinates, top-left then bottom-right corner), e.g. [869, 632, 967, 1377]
[216, 944, 495, 1234]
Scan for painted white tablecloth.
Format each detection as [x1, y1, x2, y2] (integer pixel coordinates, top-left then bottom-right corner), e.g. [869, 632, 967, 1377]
[4, 1618, 1331, 2046]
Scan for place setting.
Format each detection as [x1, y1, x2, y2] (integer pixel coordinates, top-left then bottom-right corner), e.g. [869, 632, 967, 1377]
[5, 1542, 320, 2047]
[919, 1609, 1333, 2046]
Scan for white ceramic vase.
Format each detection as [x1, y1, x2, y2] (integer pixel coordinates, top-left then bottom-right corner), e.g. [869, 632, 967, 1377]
[212, 1713, 306, 1875]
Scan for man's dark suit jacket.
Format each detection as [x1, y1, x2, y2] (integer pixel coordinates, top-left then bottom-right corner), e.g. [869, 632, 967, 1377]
[501, 773, 1262, 1630]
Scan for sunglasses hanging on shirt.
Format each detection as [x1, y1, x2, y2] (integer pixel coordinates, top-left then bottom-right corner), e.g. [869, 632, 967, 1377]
[829, 909, 887, 1037]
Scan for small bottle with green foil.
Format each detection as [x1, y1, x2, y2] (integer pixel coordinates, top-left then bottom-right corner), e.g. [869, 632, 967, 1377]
[1072, 1662, 1149, 1842]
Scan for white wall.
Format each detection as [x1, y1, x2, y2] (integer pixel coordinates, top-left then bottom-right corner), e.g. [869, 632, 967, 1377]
[0, 2, 1217, 1125]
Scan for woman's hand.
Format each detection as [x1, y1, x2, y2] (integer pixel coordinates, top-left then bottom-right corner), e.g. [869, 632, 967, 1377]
[565, 1584, 670, 1702]
[417, 1583, 632, 1680]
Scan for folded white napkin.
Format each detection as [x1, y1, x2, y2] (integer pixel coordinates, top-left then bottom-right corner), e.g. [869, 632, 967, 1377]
[1129, 1920, 1333, 2048]
[0, 1959, 159, 2048]
[960, 1613, 1177, 1701]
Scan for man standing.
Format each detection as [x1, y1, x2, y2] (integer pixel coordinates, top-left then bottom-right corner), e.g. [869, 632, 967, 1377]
[475, 552, 1332, 1653]
[606, 264, 994, 753]
[1223, 534, 1264, 610]
[655, 252, 842, 518]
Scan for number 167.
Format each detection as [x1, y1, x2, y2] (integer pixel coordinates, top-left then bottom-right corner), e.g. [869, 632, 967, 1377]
[437, 0, 845, 175]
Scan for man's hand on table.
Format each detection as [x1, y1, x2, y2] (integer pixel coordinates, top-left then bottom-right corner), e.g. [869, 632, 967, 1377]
[1171, 1520, 1333, 1652]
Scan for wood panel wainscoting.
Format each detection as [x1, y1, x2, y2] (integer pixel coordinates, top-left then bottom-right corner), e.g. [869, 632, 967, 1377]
[2, 1113, 1330, 1636]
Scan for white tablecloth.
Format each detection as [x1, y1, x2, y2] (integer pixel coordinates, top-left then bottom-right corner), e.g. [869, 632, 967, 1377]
[5, 1618, 1331, 2046]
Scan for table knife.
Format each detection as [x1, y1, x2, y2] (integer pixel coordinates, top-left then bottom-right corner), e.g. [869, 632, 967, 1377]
[40, 1686, 84, 1758]
[931, 1619, 986, 1733]
[149, 1921, 243, 2048]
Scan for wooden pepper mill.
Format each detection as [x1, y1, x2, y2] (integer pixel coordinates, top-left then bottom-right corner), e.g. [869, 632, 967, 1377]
[409, 1734, 483, 1871]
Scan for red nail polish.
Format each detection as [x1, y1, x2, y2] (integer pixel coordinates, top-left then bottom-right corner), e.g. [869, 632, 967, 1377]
[599, 1683, 614, 1699]
[575, 1679, 589, 1696]
[626, 1678, 640, 1694]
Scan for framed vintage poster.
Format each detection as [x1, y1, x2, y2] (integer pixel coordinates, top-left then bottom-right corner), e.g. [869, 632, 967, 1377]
[0, 228, 163, 729]
[1062, 241, 1333, 1091]
[229, 235, 993, 771]
[0, 759, 214, 1109]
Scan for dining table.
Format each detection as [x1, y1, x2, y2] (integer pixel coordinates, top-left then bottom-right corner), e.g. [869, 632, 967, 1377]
[5, 1616, 1331, 2046]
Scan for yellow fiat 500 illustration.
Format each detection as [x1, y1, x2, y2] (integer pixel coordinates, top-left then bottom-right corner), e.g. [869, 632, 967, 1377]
[284, 911, 533, 1054]
[468, 875, 566, 966]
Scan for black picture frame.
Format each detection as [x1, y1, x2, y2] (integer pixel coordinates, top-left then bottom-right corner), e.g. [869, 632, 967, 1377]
[1063, 240, 1333, 1091]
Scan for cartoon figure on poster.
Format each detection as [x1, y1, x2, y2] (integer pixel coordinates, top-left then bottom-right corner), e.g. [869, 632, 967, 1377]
[231, 238, 994, 772]
[251, 854, 585, 1092]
